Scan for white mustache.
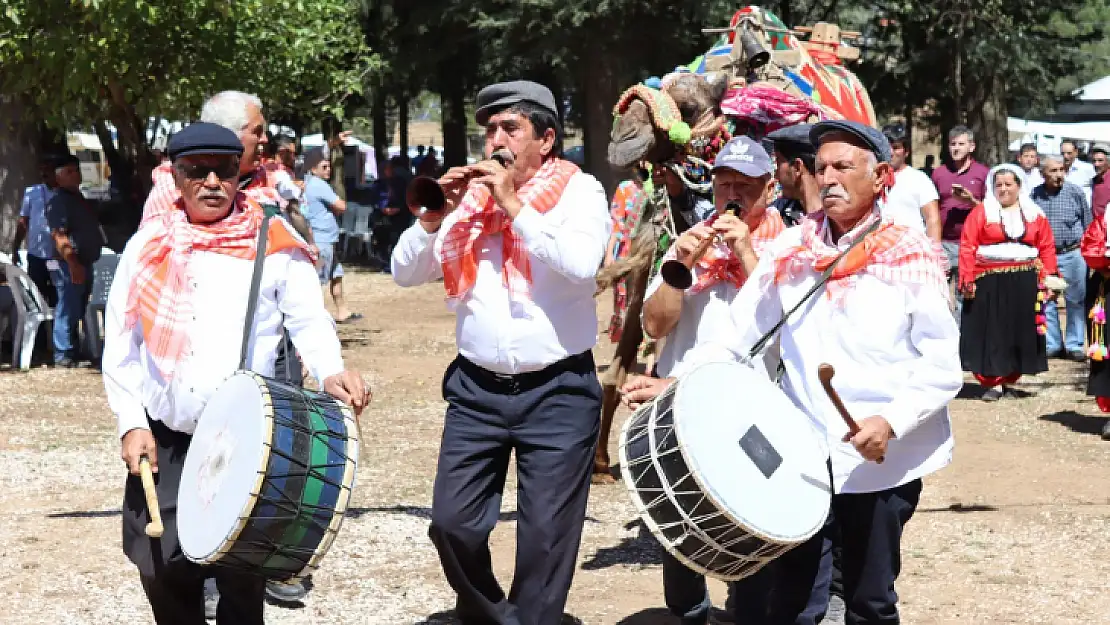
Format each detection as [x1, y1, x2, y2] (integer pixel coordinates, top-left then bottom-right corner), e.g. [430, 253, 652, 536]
[820, 186, 850, 201]
[198, 190, 229, 202]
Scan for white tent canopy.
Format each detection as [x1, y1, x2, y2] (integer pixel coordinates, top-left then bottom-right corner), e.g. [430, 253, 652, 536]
[1072, 76, 1110, 101]
[1007, 116, 1110, 153]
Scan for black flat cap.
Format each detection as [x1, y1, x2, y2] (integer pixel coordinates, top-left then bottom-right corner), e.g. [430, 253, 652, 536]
[767, 124, 815, 156]
[50, 154, 80, 170]
[475, 80, 558, 126]
[168, 122, 244, 161]
[810, 120, 892, 163]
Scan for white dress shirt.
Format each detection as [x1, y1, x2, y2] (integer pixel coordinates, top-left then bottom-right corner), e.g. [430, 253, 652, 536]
[684, 216, 962, 494]
[1022, 167, 1044, 197]
[103, 225, 346, 438]
[391, 171, 611, 374]
[879, 166, 938, 232]
[644, 273, 741, 379]
[1066, 159, 1096, 206]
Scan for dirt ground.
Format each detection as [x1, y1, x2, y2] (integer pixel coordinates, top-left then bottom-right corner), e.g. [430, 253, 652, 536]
[2, 269, 1110, 624]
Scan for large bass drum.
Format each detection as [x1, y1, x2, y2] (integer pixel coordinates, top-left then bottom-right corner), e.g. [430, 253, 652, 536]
[178, 371, 359, 581]
[618, 360, 830, 580]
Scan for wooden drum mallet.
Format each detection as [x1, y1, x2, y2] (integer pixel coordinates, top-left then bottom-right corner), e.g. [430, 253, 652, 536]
[138, 456, 164, 538]
[817, 363, 884, 464]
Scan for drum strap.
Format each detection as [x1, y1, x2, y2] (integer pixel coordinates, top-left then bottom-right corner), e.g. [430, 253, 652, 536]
[239, 213, 272, 371]
[747, 219, 880, 360]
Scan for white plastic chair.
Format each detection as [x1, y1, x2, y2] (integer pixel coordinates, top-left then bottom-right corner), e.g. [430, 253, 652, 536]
[337, 204, 359, 260]
[4, 263, 53, 370]
[343, 205, 373, 260]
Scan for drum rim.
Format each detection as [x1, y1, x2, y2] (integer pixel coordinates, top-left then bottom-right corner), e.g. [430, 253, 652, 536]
[190, 370, 360, 580]
[672, 361, 830, 546]
[617, 380, 770, 582]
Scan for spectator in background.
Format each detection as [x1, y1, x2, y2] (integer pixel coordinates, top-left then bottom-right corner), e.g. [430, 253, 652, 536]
[270, 135, 298, 174]
[302, 148, 361, 324]
[411, 145, 427, 174]
[1017, 143, 1043, 195]
[47, 155, 104, 367]
[11, 155, 60, 306]
[1032, 155, 1092, 360]
[766, 123, 819, 225]
[380, 155, 414, 263]
[932, 125, 990, 321]
[881, 123, 941, 240]
[326, 126, 353, 201]
[1061, 139, 1096, 207]
[417, 146, 441, 178]
[1090, 144, 1110, 219]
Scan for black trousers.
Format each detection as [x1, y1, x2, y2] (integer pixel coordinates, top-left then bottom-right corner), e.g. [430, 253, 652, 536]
[753, 479, 922, 625]
[429, 353, 602, 625]
[122, 419, 266, 624]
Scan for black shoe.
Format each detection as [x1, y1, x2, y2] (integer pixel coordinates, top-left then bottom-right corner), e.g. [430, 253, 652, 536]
[55, 357, 79, 369]
[1048, 350, 1065, 359]
[203, 578, 218, 620]
[266, 577, 309, 603]
[1070, 350, 1087, 362]
[981, 388, 1003, 402]
[1101, 420, 1110, 441]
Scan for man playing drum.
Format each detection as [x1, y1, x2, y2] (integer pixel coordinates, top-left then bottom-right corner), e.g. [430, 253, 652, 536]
[625, 121, 960, 624]
[102, 123, 370, 625]
[391, 80, 610, 625]
[631, 136, 782, 624]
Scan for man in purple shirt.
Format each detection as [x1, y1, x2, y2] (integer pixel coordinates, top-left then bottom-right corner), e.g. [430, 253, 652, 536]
[1090, 144, 1110, 218]
[931, 125, 991, 321]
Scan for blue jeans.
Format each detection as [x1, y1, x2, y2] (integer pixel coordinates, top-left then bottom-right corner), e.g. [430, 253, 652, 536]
[1045, 249, 1088, 354]
[49, 260, 91, 362]
[942, 241, 962, 324]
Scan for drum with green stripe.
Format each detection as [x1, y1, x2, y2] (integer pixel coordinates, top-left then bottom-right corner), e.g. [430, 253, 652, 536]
[178, 371, 359, 580]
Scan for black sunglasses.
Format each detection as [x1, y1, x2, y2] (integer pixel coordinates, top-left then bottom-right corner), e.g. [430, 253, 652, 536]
[176, 159, 240, 180]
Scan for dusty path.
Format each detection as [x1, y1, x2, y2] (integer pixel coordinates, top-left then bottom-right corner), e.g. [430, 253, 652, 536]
[1, 270, 1108, 624]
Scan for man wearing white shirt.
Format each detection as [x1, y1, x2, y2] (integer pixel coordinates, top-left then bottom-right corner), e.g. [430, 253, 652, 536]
[102, 123, 369, 625]
[1062, 139, 1096, 206]
[1018, 143, 1044, 195]
[627, 121, 960, 625]
[878, 123, 941, 240]
[633, 136, 782, 625]
[391, 80, 609, 625]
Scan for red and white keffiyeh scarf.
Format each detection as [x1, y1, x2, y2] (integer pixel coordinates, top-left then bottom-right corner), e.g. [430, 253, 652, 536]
[661, 210, 786, 294]
[435, 158, 580, 308]
[126, 195, 314, 380]
[770, 209, 947, 303]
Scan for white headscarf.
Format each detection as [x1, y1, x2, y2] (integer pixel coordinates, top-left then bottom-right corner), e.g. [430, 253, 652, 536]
[984, 163, 1043, 239]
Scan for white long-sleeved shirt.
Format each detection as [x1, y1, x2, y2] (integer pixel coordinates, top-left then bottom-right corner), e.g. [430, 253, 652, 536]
[103, 225, 346, 438]
[684, 217, 962, 494]
[391, 171, 611, 374]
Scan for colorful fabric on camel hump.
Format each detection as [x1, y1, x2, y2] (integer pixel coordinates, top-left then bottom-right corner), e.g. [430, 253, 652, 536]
[436, 158, 580, 310]
[607, 180, 650, 343]
[126, 195, 314, 380]
[770, 209, 948, 303]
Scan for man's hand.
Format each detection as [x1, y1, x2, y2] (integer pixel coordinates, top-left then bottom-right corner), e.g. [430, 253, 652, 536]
[470, 160, 521, 217]
[842, 416, 894, 463]
[620, 375, 676, 411]
[951, 184, 975, 204]
[121, 428, 157, 475]
[713, 213, 753, 259]
[673, 224, 715, 265]
[69, 261, 86, 285]
[383, 206, 401, 217]
[959, 282, 976, 299]
[323, 370, 372, 417]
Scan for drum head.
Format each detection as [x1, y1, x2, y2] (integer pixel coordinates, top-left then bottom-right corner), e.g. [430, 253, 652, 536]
[179, 372, 269, 563]
[674, 360, 830, 544]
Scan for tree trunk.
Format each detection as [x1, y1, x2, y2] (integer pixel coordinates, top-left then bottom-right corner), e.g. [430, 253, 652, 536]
[439, 68, 469, 168]
[398, 92, 410, 165]
[372, 83, 389, 175]
[581, 38, 622, 195]
[967, 77, 1009, 166]
[0, 96, 41, 253]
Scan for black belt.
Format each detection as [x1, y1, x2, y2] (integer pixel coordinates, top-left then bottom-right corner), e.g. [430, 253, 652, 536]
[456, 351, 594, 395]
[1057, 242, 1080, 254]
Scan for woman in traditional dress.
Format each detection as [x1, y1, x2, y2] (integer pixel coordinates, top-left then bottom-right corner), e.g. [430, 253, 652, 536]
[603, 168, 650, 343]
[958, 164, 1058, 401]
[1080, 203, 1110, 439]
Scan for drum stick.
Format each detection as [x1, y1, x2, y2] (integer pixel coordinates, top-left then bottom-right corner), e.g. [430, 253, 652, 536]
[816, 364, 884, 464]
[138, 456, 164, 538]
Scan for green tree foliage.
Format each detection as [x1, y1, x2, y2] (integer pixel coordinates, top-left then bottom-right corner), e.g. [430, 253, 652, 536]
[0, 0, 375, 197]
